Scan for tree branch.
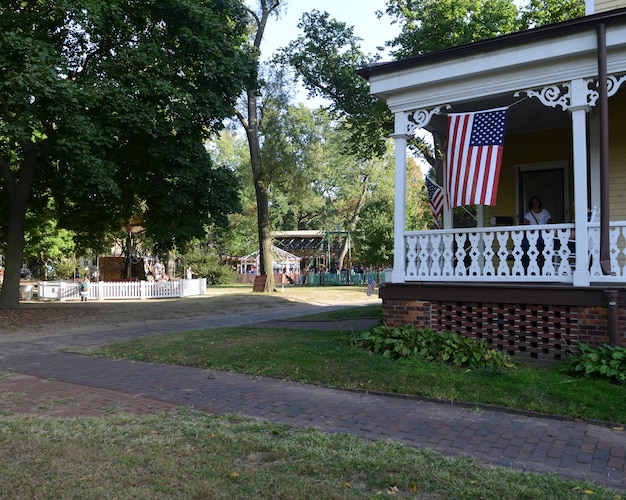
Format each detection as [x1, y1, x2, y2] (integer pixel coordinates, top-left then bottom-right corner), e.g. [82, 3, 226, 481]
[235, 108, 249, 130]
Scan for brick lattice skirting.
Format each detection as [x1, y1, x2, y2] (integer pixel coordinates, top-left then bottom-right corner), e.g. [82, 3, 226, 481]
[380, 283, 626, 363]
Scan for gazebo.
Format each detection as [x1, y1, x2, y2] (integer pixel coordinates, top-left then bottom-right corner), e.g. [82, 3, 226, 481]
[237, 246, 301, 285]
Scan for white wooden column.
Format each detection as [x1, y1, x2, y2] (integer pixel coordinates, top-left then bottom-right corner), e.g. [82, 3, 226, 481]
[570, 78, 591, 286]
[391, 113, 409, 283]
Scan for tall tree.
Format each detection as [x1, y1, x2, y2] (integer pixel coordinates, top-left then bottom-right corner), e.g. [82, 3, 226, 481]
[236, 0, 284, 292]
[278, 11, 391, 161]
[0, 0, 252, 309]
[260, 102, 328, 232]
[281, 1, 584, 192]
[383, 0, 521, 59]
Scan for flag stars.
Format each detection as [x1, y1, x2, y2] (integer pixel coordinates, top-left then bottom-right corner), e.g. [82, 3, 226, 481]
[470, 110, 507, 146]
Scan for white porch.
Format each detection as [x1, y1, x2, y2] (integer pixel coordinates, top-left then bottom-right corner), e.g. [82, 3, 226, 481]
[358, 10, 626, 290]
[356, 10, 626, 349]
[403, 221, 626, 285]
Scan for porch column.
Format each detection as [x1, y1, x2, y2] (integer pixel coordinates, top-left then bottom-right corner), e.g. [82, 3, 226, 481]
[569, 78, 591, 287]
[391, 112, 410, 284]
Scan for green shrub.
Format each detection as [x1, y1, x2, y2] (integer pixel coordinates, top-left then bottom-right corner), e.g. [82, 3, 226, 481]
[562, 342, 626, 384]
[179, 250, 235, 285]
[353, 325, 515, 370]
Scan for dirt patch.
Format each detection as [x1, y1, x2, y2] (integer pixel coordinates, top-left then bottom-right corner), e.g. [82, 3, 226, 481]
[0, 286, 378, 336]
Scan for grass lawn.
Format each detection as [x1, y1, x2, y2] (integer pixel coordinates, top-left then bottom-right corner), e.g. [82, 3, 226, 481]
[3, 301, 623, 498]
[93, 305, 626, 425]
[0, 411, 618, 499]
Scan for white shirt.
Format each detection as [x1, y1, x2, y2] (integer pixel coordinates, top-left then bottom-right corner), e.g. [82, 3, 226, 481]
[525, 209, 551, 225]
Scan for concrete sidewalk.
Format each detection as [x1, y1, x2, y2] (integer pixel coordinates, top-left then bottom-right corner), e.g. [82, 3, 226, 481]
[0, 307, 624, 492]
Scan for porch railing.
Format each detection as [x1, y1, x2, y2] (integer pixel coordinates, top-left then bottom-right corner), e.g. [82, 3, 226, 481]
[38, 278, 207, 301]
[404, 221, 626, 284]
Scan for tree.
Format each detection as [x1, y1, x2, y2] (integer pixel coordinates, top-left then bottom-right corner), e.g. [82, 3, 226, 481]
[282, 1, 584, 198]
[0, 0, 252, 309]
[23, 199, 76, 280]
[207, 130, 260, 258]
[235, 0, 286, 292]
[278, 11, 391, 161]
[260, 102, 328, 232]
[353, 155, 429, 265]
[520, 0, 585, 27]
[383, 0, 521, 59]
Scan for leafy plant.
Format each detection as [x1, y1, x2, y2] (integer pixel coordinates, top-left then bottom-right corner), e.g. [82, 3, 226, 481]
[178, 248, 235, 285]
[562, 342, 626, 384]
[353, 325, 515, 370]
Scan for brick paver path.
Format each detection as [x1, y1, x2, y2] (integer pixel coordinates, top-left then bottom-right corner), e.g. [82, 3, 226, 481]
[0, 304, 624, 493]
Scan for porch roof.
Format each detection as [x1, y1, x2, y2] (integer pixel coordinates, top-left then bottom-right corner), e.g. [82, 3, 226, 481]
[356, 8, 626, 129]
[357, 9, 626, 82]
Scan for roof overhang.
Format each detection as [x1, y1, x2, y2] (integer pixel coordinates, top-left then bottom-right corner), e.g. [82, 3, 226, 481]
[357, 8, 626, 126]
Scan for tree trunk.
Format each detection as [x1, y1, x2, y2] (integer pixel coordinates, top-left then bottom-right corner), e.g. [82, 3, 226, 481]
[0, 147, 38, 310]
[255, 180, 275, 291]
[246, 89, 275, 292]
[237, 1, 282, 292]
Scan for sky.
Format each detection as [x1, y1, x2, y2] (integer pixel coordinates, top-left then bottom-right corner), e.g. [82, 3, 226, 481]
[260, 0, 399, 59]
[258, 0, 400, 104]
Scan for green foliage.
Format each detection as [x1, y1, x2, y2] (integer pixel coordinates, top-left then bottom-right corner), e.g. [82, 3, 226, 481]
[354, 325, 515, 370]
[520, 0, 585, 27]
[353, 197, 395, 265]
[178, 248, 235, 286]
[51, 260, 75, 280]
[278, 10, 392, 160]
[562, 343, 626, 384]
[1, 0, 253, 307]
[384, 0, 522, 58]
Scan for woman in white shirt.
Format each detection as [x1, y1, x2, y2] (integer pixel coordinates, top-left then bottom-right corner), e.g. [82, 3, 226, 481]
[524, 196, 552, 225]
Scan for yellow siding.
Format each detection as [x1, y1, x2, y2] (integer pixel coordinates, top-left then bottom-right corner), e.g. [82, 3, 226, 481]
[609, 89, 626, 220]
[484, 128, 572, 224]
[595, 0, 626, 12]
[483, 87, 626, 224]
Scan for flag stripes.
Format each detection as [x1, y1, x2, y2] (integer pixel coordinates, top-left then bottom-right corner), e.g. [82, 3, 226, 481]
[446, 107, 507, 208]
[425, 176, 444, 229]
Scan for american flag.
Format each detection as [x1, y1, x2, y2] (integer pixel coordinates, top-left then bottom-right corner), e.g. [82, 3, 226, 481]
[425, 176, 444, 229]
[446, 107, 508, 208]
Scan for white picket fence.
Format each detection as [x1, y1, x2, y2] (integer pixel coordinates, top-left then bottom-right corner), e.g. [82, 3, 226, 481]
[38, 278, 207, 301]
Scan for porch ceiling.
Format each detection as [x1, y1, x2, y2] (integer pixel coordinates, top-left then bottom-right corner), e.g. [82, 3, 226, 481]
[425, 93, 571, 136]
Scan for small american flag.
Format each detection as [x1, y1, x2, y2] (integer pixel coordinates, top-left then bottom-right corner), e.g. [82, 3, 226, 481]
[366, 278, 377, 296]
[446, 107, 508, 208]
[425, 176, 443, 229]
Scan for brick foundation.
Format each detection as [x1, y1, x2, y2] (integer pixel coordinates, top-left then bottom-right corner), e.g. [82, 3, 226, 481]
[380, 283, 626, 363]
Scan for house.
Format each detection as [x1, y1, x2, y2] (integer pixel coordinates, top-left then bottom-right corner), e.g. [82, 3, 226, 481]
[357, 2, 626, 362]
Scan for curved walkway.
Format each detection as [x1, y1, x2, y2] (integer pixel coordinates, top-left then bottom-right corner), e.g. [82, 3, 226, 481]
[0, 305, 624, 492]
